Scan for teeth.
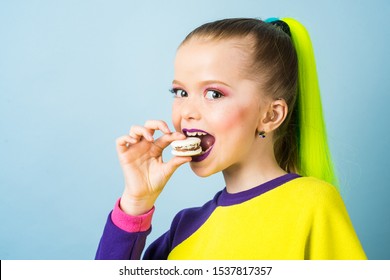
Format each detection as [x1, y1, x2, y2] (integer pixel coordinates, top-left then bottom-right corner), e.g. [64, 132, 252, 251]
[187, 131, 207, 137]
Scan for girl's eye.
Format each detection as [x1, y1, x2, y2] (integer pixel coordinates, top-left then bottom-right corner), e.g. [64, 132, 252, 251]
[205, 90, 223, 100]
[170, 88, 188, 98]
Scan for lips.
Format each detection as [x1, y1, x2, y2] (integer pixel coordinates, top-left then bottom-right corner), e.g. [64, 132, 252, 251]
[182, 128, 215, 162]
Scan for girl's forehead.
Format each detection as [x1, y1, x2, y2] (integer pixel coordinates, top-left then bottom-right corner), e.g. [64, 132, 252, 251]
[174, 37, 256, 85]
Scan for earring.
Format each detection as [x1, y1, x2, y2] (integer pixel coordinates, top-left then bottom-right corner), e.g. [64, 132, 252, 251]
[258, 130, 266, 138]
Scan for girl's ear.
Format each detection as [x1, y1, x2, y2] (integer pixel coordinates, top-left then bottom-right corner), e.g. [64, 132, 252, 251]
[258, 99, 288, 134]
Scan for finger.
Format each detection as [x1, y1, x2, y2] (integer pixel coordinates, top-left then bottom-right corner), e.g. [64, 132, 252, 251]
[153, 131, 187, 150]
[129, 125, 154, 142]
[116, 135, 136, 152]
[116, 135, 136, 146]
[164, 155, 192, 176]
[144, 120, 171, 134]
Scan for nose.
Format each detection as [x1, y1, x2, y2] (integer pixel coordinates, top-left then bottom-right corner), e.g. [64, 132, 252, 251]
[180, 96, 201, 121]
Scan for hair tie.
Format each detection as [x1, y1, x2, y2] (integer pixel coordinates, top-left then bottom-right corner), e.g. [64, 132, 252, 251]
[265, 18, 292, 38]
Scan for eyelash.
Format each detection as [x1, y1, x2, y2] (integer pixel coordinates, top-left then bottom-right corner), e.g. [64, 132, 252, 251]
[205, 89, 224, 100]
[169, 88, 188, 98]
[169, 88, 224, 100]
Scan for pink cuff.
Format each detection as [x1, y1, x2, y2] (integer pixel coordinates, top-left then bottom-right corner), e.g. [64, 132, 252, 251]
[111, 198, 154, 233]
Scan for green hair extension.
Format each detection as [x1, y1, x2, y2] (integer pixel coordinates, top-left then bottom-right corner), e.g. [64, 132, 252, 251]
[282, 18, 338, 188]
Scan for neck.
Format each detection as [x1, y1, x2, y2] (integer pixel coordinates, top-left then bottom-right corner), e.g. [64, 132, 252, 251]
[222, 139, 287, 194]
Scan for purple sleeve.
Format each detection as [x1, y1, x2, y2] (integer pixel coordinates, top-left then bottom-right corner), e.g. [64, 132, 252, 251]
[95, 211, 173, 260]
[95, 212, 151, 260]
[95, 193, 220, 260]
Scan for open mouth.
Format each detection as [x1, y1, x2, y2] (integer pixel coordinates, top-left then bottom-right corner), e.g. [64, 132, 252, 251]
[182, 128, 215, 161]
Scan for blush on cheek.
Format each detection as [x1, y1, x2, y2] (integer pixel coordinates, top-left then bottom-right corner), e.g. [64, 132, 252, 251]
[214, 106, 250, 130]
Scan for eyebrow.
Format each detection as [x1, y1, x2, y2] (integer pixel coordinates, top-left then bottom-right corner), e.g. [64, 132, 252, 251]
[172, 79, 232, 88]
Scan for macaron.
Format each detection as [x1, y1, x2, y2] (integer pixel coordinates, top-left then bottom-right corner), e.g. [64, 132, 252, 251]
[171, 137, 202, 156]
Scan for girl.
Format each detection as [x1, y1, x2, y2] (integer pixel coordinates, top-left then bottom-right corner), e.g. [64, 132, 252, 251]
[95, 18, 366, 259]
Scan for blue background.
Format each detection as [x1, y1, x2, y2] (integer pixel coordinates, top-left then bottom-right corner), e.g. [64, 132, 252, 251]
[1, 0, 389, 260]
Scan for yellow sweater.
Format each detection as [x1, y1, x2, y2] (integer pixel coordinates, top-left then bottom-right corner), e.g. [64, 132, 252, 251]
[165, 175, 366, 260]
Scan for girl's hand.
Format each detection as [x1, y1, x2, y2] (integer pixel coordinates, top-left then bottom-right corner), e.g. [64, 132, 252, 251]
[116, 120, 191, 216]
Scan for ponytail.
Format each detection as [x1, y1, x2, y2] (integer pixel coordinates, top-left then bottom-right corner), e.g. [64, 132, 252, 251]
[282, 18, 338, 187]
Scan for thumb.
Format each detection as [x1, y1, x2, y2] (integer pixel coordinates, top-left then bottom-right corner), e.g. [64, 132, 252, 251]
[163, 156, 192, 176]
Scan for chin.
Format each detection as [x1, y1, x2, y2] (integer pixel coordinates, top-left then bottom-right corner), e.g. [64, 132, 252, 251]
[189, 162, 219, 178]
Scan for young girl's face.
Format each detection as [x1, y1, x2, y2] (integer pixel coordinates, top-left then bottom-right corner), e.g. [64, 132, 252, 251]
[171, 37, 268, 177]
